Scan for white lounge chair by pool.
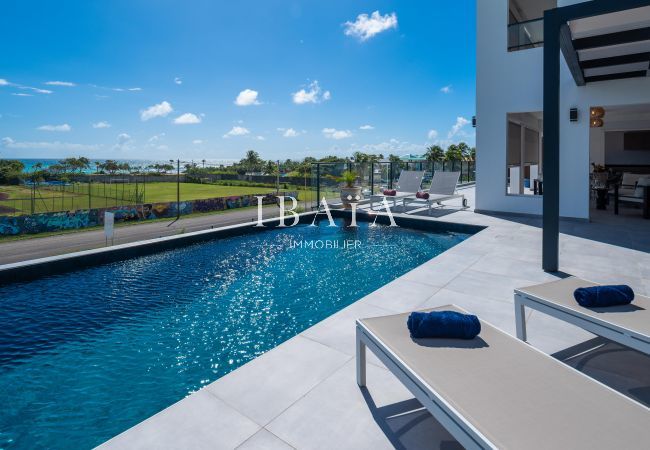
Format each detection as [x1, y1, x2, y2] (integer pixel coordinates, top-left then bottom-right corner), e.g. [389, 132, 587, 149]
[402, 171, 467, 215]
[369, 170, 424, 211]
[515, 277, 650, 355]
[356, 305, 650, 449]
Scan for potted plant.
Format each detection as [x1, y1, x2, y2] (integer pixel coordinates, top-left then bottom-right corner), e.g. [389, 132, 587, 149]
[338, 170, 362, 209]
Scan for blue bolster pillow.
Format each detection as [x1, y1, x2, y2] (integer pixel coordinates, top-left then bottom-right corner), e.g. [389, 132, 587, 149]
[407, 311, 481, 340]
[573, 285, 634, 308]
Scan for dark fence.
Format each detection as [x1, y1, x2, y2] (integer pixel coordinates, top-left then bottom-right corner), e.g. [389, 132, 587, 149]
[311, 160, 475, 205]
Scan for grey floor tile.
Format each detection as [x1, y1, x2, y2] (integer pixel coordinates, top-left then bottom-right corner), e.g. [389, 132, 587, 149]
[267, 360, 458, 450]
[98, 389, 260, 450]
[237, 429, 295, 450]
[207, 335, 350, 426]
[443, 269, 535, 303]
[360, 278, 441, 312]
[419, 288, 517, 335]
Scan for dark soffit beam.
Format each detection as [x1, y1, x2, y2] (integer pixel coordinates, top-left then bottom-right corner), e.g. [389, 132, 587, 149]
[558, 0, 650, 22]
[573, 27, 650, 51]
[584, 70, 648, 83]
[580, 52, 650, 69]
[560, 23, 585, 86]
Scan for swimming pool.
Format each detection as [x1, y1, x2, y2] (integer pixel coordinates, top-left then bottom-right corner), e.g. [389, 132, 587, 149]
[0, 218, 472, 449]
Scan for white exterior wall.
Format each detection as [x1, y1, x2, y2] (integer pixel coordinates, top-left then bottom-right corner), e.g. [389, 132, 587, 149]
[476, 0, 650, 219]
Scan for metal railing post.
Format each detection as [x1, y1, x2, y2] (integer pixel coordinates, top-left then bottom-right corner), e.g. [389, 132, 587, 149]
[370, 162, 374, 195]
[316, 163, 321, 211]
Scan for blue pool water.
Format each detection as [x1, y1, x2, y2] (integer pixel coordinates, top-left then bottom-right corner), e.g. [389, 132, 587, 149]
[0, 219, 470, 449]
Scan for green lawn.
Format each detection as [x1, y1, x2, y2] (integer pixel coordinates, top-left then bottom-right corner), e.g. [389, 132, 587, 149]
[0, 182, 279, 215]
[0, 182, 335, 216]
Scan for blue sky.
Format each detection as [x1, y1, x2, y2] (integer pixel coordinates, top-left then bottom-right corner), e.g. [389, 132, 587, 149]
[0, 0, 476, 161]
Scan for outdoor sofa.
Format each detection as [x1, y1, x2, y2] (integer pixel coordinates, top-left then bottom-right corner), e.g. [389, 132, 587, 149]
[369, 171, 424, 211]
[356, 304, 650, 449]
[402, 171, 467, 215]
[515, 277, 650, 355]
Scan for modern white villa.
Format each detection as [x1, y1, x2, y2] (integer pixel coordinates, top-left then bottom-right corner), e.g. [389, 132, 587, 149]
[3, 2, 650, 449]
[476, 0, 650, 269]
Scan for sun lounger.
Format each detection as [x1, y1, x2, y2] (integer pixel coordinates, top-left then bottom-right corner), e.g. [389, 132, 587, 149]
[369, 171, 424, 211]
[515, 277, 650, 355]
[402, 171, 467, 215]
[356, 304, 650, 449]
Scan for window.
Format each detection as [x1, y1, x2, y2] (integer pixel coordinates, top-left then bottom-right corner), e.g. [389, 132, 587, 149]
[507, 0, 556, 51]
[506, 112, 543, 196]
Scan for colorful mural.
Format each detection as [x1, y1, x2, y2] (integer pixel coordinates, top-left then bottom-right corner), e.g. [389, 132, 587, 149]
[0, 191, 298, 236]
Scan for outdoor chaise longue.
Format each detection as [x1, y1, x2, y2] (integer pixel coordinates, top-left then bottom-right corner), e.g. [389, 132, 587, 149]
[515, 276, 650, 355]
[356, 305, 650, 449]
[402, 171, 467, 215]
[369, 170, 424, 211]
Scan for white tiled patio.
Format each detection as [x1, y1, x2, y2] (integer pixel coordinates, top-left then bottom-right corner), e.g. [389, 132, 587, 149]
[100, 187, 650, 449]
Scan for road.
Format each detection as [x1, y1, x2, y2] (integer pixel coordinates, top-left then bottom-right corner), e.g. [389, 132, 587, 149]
[0, 206, 290, 265]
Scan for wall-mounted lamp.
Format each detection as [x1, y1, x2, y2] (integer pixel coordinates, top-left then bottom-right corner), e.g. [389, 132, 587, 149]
[569, 108, 578, 122]
[590, 107, 605, 128]
[472, 116, 477, 128]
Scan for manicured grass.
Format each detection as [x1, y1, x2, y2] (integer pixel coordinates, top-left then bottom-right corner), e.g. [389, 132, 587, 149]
[0, 182, 280, 215]
[0, 181, 337, 216]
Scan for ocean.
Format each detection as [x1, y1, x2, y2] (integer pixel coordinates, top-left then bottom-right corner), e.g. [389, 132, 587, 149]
[11, 159, 237, 174]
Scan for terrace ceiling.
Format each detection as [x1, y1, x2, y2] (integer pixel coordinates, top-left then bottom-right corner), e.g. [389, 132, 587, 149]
[564, 5, 650, 85]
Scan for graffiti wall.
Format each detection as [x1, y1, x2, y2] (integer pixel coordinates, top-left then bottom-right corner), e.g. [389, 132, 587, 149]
[0, 191, 298, 236]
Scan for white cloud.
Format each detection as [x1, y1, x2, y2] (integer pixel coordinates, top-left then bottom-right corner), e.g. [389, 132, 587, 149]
[192, 139, 203, 144]
[0, 79, 9, 86]
[427, 129, 439, 140]
[20, 86, 52, 94]
[37, 124, 71, 132]
[113, 133, 133, 152]
[140, 101, 173, 121]
[174, 77, 182, 85]
[440, 85, 453, 94]
[282, 128, 300, 137]
[45, 81, 76, 87]
[148, 133, 165, 143]
[92, 121, 111, 129]
[173, 113, 202, 125]
[344, 11, 398, 41]
[292, 80, 330, 105]
[12, 93, 32, 97]
[348, 138, 422, 156]
[448, 116, 471, 139]
[234, 89, 261, 106]
[223, 126, 250, 138]
[1, 136, 98, 152]
[322, 128, 352, 140]
[360, 125, 374, 130]
[128, 87, 142, 91]
[256, 136, 266, 141]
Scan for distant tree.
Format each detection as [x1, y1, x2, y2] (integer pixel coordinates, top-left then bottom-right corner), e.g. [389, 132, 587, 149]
[445, 144, 463, 161]
[0, 159, 25, 184]
[425, 145, 445, 162]
[241, 150, 262, 174]
[457, 142, 471, 161]
[388, 154, 401, 163]
[103, 160, 120, 175]
[264, 160, 278, 175]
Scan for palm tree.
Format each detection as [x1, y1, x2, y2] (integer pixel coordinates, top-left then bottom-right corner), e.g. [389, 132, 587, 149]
[265, 160, 278, 175]
[445, 144, 463, 161]
[457, 142, 471, 161]
[425, 145, 445, 162]
[242, 150, 262, 174]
